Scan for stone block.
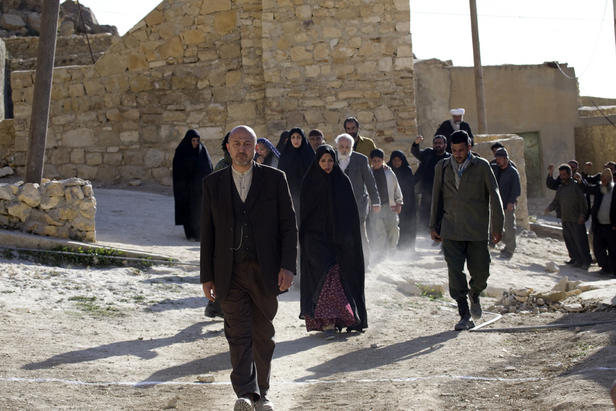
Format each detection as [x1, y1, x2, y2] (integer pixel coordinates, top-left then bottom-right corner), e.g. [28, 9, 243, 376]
[0, 14, 26, 31]
[157, 36, 184, 59]
[120, 131, 140, 144]
[17, 183, 41, 207]
[375, 105, 394, 122]
[127, 54, 149, 71]
[214, 11, 237, 35]
[228, 102, 256, 120]
[85, 152, 102, 166]
[201, 0, 231, 14]
[296, 5, 312, 19]
[39, 194, 62, 210]
[182, 29, 206, 45]
[44, 181, 64, 197]
[57, 206, 78, 220]
[78, 198, 96, 219]
[144, 149, 164, 168]
[62, 128, 96, 147]
[0, 184, 15, 201]
[71, 216, 95, 232]
[7, 201, 32, 222]
[145, 9, 164, 26]
[83, 184, 93, 198]
[219, 43, 241, 59]
[76, 165, 98, 180]
[70, 149, 85, 164]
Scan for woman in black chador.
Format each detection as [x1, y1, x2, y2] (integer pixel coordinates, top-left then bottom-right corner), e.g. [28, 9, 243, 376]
[388, 150, 417, 252]
[172, 129, 213, 240]
[299, 145, 367, 333]
[277, 127, 315, 217]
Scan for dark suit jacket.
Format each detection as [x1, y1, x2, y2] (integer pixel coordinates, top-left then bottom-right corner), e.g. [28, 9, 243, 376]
[342, 152, 380, 220]
[435, 120, 474, 152]
[200, 163, 297, 301]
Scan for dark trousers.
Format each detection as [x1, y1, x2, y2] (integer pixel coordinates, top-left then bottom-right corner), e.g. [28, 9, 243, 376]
[594, 224, 616, 272]
[220, 262, 278, 399]
[442, 239, 491, 301]
[562, 221, 592, 265]
[418, 190, 432, 230]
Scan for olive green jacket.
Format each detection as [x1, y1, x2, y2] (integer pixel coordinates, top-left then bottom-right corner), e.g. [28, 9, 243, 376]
[546, 178, 587, 223]
[353, 135, 377, 159]
[430, 155, 504, 241]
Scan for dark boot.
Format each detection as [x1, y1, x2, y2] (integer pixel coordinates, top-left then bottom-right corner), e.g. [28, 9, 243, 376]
[469, 293, 482, 320]
[454, 298, 475, 331]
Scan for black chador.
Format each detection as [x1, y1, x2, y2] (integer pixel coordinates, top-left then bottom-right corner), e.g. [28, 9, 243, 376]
[388, 150, 417, 251]
[277, 127, 315, 216]
[299, 145, 367, 331]
[172, 129, 213, 240]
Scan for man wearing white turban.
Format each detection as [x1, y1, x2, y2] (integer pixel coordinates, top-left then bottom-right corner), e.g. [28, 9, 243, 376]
[435, 108, 474, 152]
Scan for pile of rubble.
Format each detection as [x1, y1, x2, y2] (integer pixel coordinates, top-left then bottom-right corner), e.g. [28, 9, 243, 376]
[489, 277, 613, 314]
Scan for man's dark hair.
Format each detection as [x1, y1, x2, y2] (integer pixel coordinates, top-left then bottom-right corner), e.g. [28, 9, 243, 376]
[558, 163, 572, 175]
[308, 129, 324, 138]
[433, 135, 447, 144]
[449, 130, 470, 146]
[343, 116, 360, 129]
[370, 148, 384, 159]
[491, 142, 504, 151]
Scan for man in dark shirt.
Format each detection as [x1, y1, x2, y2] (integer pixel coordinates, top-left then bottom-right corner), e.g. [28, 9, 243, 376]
[545, 164, 592, 269]
[493, 148, 521, 259]
[411, 134, 450, 229]
[434, 108, 474, 152]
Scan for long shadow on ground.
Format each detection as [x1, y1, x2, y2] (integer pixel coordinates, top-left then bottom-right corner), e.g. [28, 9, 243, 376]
[297, 330, 458, 381]
[22, 321, 221, 370]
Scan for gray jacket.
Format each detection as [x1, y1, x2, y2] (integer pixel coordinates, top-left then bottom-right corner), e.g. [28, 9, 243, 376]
[547, 179, 587, 223]
[430, 155, 504, 241]
[342, 151, 380, 220]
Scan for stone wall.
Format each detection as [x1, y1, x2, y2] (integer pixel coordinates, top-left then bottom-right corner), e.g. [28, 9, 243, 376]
[0, 37, 5, 119]
[7, 0, 417, 185]
[4, 33, 117, 70]
[0, 119, 15, 166]
[0, 178, 96, 242]
[575, 106, 616, 172]
[414, 60, 578, 197]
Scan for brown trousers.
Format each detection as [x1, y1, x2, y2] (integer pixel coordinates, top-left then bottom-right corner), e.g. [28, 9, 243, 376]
[220, 262, 278, 399]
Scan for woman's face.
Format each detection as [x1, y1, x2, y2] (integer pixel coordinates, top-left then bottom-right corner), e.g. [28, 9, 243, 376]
[290, 132, 302, 148]
[191, 137, 200, 149]
[392, 157, 402, 168]
[319, 153, 335, 174]
[256, 143, 270, 158]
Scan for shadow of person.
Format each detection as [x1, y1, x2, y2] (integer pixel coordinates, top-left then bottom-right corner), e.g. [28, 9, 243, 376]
[22, 321, 221, 370]
[137, 333, 342, 387]
[296, 330, 458, 382]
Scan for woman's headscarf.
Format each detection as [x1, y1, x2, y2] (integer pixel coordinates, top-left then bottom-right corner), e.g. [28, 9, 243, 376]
[278, 127, 315, 195]
[257, 137, 280, 158]
[276, 130, 290, 152]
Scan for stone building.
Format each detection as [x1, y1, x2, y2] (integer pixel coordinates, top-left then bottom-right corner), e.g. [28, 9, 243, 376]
[414, 59, 579, 198]
[575, 105, 616, 173]
[4, 0, 417, 186]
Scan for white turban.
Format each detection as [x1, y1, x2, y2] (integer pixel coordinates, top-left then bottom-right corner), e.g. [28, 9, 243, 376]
[450, 108, 465, 116]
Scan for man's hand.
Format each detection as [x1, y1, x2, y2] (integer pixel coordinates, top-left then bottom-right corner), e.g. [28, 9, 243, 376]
[430, 230, 441, 242]
[278, 268, 294, 292]
[372, 205, 381, 213]
[492, 231, 502, 244]
[574, 172, 583, 183]
[506, 203, 515, 212]
[414, 135, 424, 145]
[547, 164, 554, 175]
[391, 204, 402, 214]
[202, 281, 216, 302]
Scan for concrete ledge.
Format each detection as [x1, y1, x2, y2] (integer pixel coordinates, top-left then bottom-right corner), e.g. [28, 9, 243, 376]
[0, 229, 174, 261]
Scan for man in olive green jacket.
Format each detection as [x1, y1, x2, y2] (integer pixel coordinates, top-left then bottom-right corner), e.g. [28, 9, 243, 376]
[430, 130, 504, 331]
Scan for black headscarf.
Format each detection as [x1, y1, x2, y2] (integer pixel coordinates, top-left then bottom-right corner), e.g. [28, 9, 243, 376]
[276, 130, 290, 152]
[387, 150, 415, 209]
[278, 127, 315, 201]
[172, 129, 213, 229]
[256, 137, 280, 167]
[299, 145, 367, 330]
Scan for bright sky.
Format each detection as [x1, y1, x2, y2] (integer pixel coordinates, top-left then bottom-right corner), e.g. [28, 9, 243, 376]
[81, 0, 616, 98]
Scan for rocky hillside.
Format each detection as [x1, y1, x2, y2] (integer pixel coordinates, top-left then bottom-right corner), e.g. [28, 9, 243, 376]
[0, 0, 117, 37]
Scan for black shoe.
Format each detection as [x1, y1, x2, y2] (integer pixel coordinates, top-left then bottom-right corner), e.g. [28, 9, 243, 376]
[469, 293, 482, 320]
[578, 263, 590, 271]
[455, 299, 475, 331]
[499, 250, 513, 259]
[565, 259, 576, 265]
[204, 301, 224, 319]
[455, 316, 475, 331]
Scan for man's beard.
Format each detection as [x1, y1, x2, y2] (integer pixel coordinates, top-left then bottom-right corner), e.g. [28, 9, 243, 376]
[232, 153, 252, 167]
[338, 152, 350, 162]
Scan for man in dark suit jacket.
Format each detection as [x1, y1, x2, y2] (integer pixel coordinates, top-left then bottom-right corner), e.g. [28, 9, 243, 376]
[201, 125, 296, 411]
[335, 133, 380, 263]
[587, 168, 616, 275]
[435, 108, 474, 152]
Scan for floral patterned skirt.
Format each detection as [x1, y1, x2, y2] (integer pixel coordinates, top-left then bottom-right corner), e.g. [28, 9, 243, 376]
[304, 264, 356, 331]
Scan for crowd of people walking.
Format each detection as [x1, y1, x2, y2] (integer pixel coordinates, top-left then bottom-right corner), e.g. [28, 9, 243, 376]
[169, 108, 615, 410]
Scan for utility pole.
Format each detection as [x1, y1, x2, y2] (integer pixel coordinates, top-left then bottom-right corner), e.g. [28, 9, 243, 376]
[613, 0, 616, 51]
[25, 0, 60, 183]
[469, 0, 488, 134]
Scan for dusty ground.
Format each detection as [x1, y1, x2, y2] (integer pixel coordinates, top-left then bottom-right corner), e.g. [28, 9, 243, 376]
[1, 188, 615, 410]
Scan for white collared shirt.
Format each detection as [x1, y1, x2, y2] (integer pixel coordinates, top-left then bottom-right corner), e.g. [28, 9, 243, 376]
[231, 164, 253, 202]
[339, 154, 351, 172]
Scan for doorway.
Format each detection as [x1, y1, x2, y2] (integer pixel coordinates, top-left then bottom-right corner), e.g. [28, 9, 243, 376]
[517, 131, 543, 198]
